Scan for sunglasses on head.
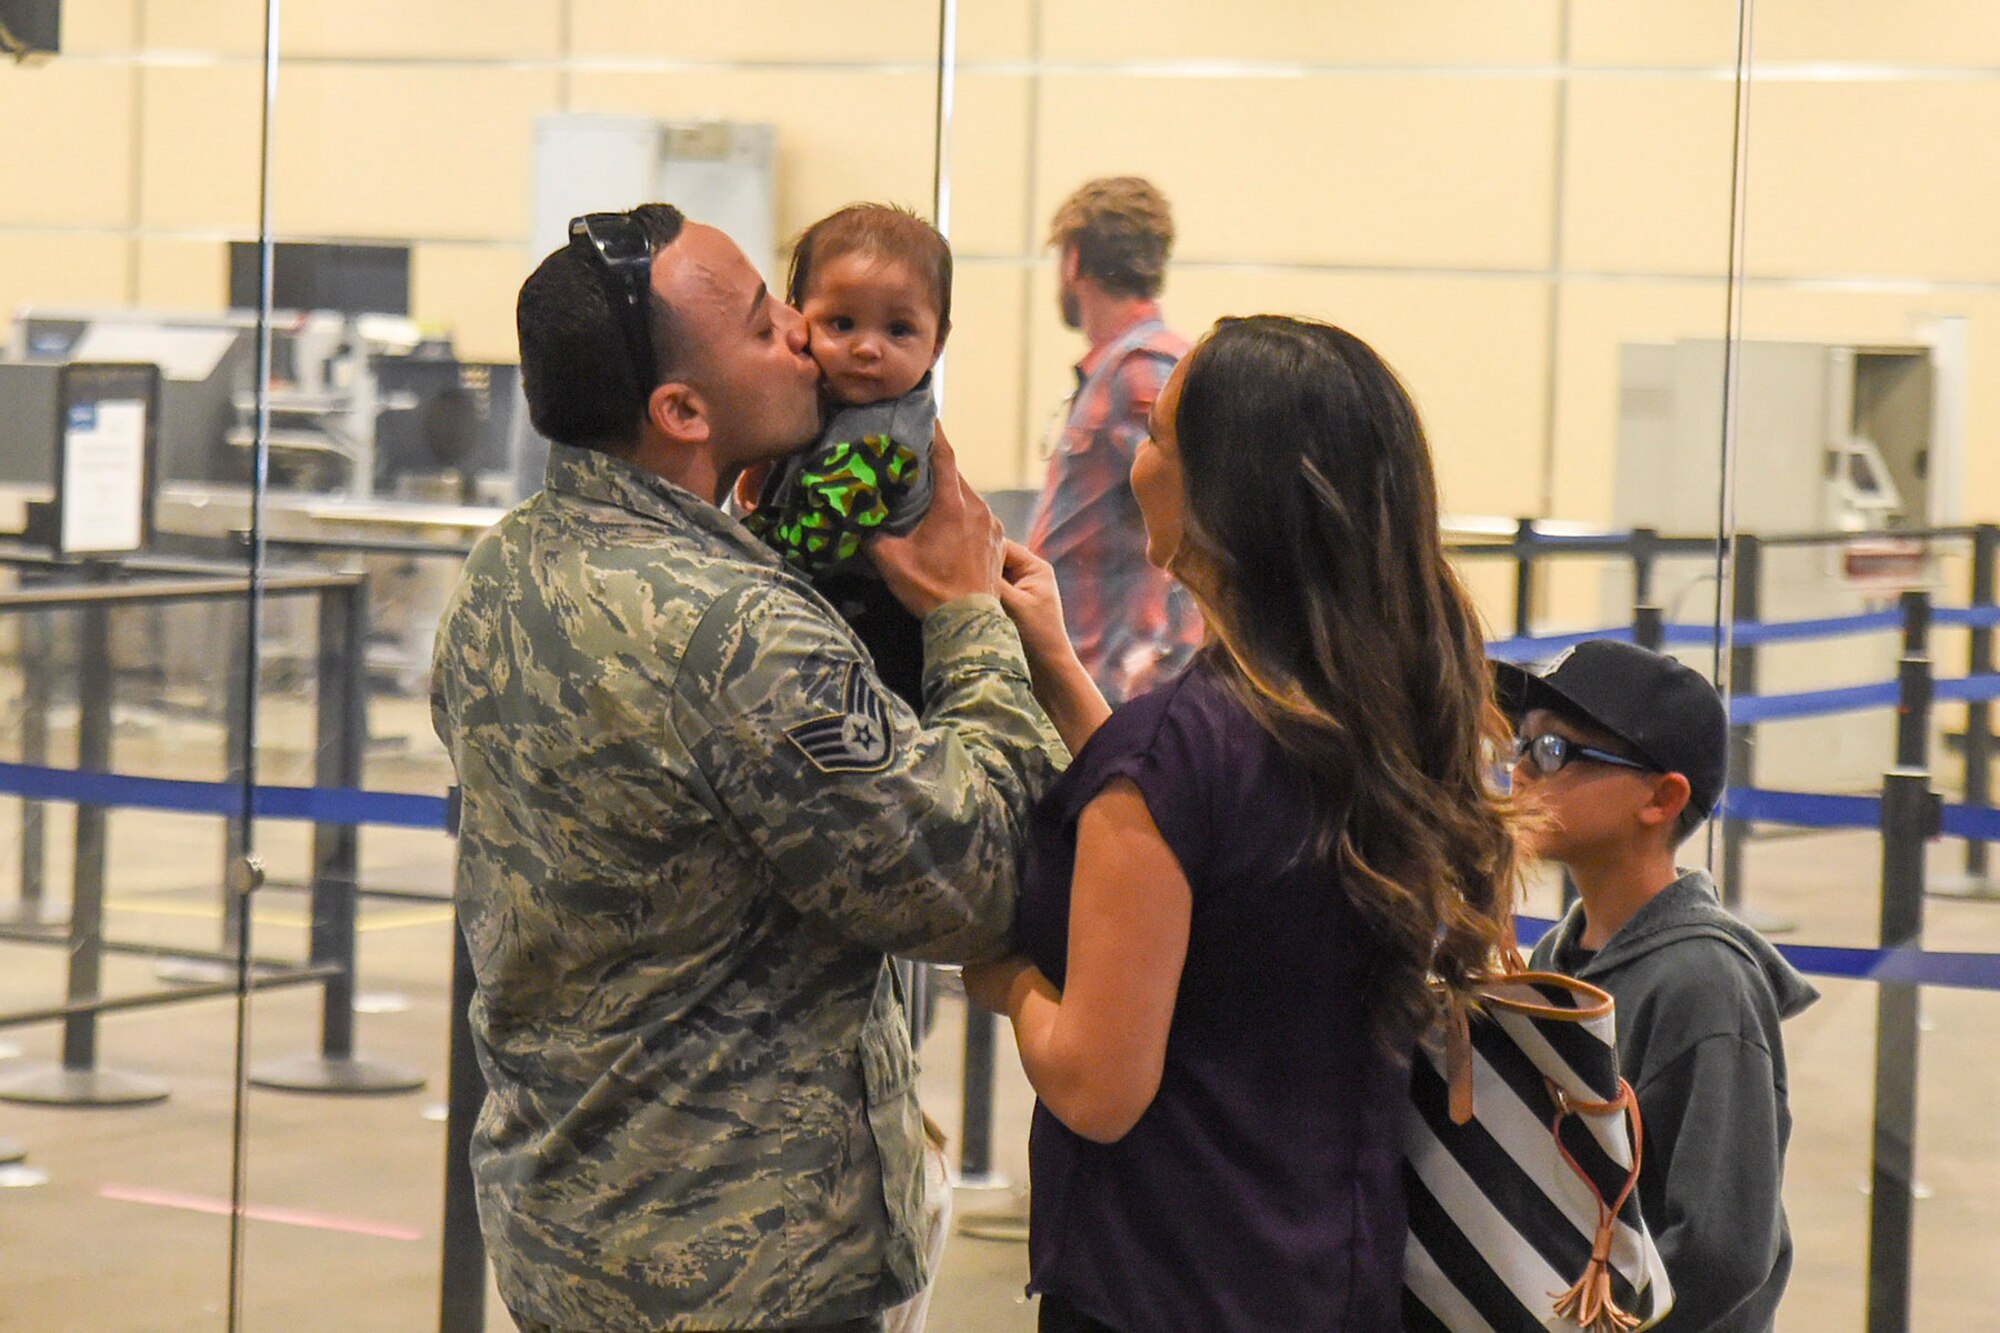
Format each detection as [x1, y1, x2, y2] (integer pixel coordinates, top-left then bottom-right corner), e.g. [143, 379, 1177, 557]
[568, 211, 657, 403]
[1511, 731, 1658, 778]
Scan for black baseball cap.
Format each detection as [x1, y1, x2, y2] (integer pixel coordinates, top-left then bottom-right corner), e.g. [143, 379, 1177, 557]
[1493, 640, 1729, 820]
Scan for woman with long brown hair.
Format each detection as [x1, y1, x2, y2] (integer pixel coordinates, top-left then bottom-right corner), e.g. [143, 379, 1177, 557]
[965, 314, 1522, 1331]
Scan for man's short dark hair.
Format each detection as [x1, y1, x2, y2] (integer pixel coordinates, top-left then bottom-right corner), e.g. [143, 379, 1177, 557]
[1047, 176, 1175, 300]
[517, 203, 685, 453]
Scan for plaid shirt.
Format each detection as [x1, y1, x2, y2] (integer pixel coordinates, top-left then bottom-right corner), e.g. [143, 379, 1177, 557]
[1027, 311, 1204, 705]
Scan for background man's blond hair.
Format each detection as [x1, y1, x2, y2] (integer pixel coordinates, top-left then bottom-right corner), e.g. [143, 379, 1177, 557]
[1047, 176, 1175, 300]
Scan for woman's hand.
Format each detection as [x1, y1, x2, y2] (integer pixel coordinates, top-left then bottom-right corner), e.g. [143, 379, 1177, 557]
[869, 428, 1004, 616]
[996, 541, 1069, 667]
[999, 540, 1111, 753]
[961, 954, 1040, 1016]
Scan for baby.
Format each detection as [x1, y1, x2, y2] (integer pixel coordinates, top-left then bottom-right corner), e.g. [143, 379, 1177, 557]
[745, 203, 950, 710]
[748, 204, 957, 1331]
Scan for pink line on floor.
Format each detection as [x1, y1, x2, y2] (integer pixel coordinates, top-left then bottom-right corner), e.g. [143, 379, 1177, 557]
[98, 1184, 423, 1242]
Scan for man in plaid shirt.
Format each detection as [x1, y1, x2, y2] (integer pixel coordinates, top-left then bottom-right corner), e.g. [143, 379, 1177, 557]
[1028, 177, 1205, 705]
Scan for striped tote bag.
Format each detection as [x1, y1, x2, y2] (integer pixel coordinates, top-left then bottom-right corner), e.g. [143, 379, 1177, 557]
[1403, 968, 1673, 1333]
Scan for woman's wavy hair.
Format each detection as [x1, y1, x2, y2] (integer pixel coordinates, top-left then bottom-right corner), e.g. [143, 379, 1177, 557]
[1171, 315, 1522, 1049]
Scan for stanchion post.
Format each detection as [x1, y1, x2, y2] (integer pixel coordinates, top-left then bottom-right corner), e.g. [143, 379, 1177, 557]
[1895, 591, 1932, 768]
[222, 600, 251, 955]
[0, 578, 170, 1108]
[1963, 524, 1996, 880]
[1633, 604, 1664, 653]
[1512, 518, 1537, 639]
[1630, 526, 1658, 616]
[1722, 534, 1763, 910]
[440, 892, 487, 1333]
[958, 1007, 1000, 1186]
[1631, 525, 1664, 721]
[249, 580, 422, 1095]
[315, 579, 365, 1065]
[17, 606, 49, 922]
[59, 597, 113, 1076]
[1865, 598, 1938, 1333]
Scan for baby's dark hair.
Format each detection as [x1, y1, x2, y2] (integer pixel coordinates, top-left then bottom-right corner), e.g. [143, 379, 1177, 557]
[786, 203, 952, 330]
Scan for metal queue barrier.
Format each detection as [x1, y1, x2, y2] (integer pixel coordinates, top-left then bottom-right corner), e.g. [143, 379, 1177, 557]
[0, 556, 423, 1113]
[1459, 519, 2000, 914]
[247, 532, 476, 918]
[1627, 587, 2000, 1333]
[7, 522, 2000, 1331]
[941, 518, 2000, 1332]
[1459, 525, 2000, 1333]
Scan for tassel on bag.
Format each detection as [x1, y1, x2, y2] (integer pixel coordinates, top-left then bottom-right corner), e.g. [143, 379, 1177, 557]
[1546, 1080, 1647, 1333]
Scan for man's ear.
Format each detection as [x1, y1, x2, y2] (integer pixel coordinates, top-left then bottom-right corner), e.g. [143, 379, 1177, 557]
[647, 379, 708, 448]
[1059, 243, 1081, 285]
[1637, 771, 1692, 835]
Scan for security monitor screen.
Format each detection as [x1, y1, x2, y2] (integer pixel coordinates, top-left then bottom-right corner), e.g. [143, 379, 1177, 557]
[227, 241, 411, 316]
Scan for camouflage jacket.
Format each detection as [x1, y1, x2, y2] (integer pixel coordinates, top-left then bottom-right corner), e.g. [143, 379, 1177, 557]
[430, 444, 1063, 1330]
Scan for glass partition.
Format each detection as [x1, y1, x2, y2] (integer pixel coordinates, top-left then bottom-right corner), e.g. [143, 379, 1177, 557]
[931, 3, 1741, 1329]
[241, 2, 961, 1328]
[1731, 3, 2000, 1325]
[225, 5, 960, 1320]
[0, 1, 270, 1325]
[8, 1, 1999, 1329]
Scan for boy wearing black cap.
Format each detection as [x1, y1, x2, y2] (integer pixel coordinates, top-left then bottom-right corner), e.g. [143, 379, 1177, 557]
[1498, 640, 1819, 1333]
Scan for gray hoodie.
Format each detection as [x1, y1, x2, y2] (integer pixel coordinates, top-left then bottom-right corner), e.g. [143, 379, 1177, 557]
[1529, 869, 1819, 1333]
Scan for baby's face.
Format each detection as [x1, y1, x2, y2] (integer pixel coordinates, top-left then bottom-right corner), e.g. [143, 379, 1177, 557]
[798, 252, 945, 406]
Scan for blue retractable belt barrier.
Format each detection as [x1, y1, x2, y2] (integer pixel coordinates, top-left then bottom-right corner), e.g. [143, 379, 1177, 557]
[1659, 622, 1719, 646]
[1936, 605, 2000, 630]
[252, 784, 452, 830]
[1943, 802, 2000, 843]
[5, 759, 2000, 989]
[1728, 680, 1902, 724]
[1722, 785, 2000, 843]
[1727, 610, 1905, 645]
[1722, 786, 1882, 830]
[1494, 606, 2000, 659]
[0, 761, 450, 830]
[1517, 914, 2000, 992]
[1658, 611, 1905, 647]
[1485, 627, 1635, 663]
[1935, 673, 2000, 705]
[1480, 665, 1995, 722]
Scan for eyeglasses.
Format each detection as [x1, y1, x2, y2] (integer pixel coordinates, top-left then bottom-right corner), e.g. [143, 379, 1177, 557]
[1512, 732, 1658, 778]
[568, 211, 657, 404]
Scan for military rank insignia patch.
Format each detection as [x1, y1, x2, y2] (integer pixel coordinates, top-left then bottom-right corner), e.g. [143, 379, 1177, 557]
[786, 663, 896, 774]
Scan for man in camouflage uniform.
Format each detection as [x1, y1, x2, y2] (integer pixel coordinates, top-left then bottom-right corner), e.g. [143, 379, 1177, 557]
[431, 204, 1063, 1332]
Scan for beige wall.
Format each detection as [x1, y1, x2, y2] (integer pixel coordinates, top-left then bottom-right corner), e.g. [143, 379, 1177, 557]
[5, 2, 1999, 578]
